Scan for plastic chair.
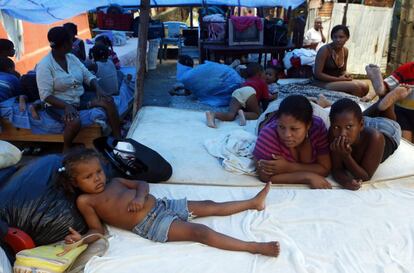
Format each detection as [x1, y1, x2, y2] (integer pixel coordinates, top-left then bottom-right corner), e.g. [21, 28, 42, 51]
[160, 21, 188, 62]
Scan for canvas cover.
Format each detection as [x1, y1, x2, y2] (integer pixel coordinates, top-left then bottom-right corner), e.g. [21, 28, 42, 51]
[0, 0, 305, 24]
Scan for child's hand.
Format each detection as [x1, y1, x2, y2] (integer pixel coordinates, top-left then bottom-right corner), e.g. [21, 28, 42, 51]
[128, 197, 145, 212]
[64, 227, 82, 244]
[330, 136, 352, 156]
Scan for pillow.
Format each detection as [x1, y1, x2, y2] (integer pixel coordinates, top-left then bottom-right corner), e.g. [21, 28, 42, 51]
[0, 246, 12, 273]
[0, 141, 21, 169]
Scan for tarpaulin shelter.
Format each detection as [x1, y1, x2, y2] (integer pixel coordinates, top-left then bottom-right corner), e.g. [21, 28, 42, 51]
[0, 0, 305, 24]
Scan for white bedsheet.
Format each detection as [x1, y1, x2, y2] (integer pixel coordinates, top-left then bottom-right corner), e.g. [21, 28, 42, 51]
[128, 106, 414, 188]
[85, 183, 414, 273]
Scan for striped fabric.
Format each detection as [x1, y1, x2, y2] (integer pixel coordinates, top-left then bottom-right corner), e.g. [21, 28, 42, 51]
[384, 62, 414, 110]
[253, 115, 329, 162]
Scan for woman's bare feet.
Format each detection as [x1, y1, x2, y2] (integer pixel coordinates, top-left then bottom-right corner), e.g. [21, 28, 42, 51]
[378, 85, 412, 111]
[206, 111, 217, 128]
[29, 105, 40, 120]
[251, 182, 271, 211]
[18, 95, 26, 112]
[254, 241, 280, 257]
[238, 109, 246, 126]
[316, 94, 332, 108]
[365, 64, 385, 96]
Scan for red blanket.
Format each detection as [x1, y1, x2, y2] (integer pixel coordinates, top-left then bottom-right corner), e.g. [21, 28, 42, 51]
[230, 16, 263, 32]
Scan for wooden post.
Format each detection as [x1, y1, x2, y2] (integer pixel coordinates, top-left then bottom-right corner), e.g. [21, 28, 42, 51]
[342, 0, 349, 26]
[392, 0, 414, 70]
[133, 0, 151, 116]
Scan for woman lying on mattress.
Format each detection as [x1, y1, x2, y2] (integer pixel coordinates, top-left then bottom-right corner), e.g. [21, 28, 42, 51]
[36, 27, 121, 151]
[329, 98, 401, 190]
[254, 95, 332, 189]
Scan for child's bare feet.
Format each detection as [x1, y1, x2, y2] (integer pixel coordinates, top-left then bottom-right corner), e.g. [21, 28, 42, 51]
[29, 104, 40, 120]
[252, 182, 271, 211]
[255, 241, 280, 257]
[316, 94, 332, 108]
[238, 109, 246, 126]
[206, 111, 216, 128]
[365, 64, 385, 96]
[378, 85, 412, 111]
[18, 95, 26, 112]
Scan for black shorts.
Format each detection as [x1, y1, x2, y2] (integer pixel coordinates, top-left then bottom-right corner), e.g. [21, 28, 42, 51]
[381, 134, 397, 163]
[395, 105, 414, 131]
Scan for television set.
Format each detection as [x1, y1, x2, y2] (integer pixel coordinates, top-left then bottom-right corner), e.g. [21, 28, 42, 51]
[228, 18, 264, 46]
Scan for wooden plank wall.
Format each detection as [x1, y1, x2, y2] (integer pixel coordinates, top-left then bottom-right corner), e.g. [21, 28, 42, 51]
[328, 3, 393, 74]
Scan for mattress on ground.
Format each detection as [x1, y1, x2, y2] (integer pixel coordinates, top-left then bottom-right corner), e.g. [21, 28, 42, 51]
[85, 183, 414, 273]
[128, 106, 414, 188]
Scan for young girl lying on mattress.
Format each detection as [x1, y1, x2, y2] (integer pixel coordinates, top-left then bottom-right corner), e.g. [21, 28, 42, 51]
[206, 63, 276, 128]
[57, 148, 280, 257]
[329, 98, 401, 190]
[254, 95, 332, 189]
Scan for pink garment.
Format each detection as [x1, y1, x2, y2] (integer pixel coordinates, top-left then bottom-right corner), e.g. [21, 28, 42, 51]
[230, 16, 263, 32]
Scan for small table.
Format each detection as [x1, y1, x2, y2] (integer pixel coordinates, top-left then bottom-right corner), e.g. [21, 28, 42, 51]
[201, 43, 296, 67]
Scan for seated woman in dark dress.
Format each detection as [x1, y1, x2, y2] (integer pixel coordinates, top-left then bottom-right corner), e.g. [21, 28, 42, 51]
[312, 25, 369, 98]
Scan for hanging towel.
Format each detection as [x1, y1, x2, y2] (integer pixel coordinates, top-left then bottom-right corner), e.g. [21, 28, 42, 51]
[0, 11, 24, 59]
[230, 16, 263, 32]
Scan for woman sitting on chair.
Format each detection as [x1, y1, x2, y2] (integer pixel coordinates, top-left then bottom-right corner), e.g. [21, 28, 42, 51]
[312, 25, 369, 97]
[36, 26, 121, 151]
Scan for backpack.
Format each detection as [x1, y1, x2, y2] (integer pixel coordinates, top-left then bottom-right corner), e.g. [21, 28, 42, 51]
[264, 19, 288, 46]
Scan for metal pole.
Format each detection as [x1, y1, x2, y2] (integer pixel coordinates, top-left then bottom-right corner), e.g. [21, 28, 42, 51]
[133, 0, 151, 116]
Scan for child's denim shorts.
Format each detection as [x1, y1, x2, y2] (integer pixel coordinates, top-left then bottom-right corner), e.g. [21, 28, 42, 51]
[132, 198, 189, 242]
[364, 116, 401, 161]
[364, 116, 401, 146]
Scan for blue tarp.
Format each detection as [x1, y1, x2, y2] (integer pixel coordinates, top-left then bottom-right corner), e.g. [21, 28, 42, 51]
[0, 0, 305, 24]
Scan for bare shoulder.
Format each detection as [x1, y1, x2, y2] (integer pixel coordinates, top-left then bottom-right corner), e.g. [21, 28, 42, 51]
[362, 128, 384, 147]
[76, 194, 95, 209]
[315, 45, 329, 60]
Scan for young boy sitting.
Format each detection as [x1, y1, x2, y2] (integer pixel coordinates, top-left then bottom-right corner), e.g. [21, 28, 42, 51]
[63, 22, 86, 62]
[58, 149, 280, 257]
[88, 44, 119, 96]
[206, 63, 276, 128]
[329, 98, 401, 190]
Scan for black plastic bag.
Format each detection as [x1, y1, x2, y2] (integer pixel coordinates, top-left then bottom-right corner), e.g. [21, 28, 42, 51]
[0, 155, 87, 246]
[94, 137, 173, 183]
[264, 19, 288, 46]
